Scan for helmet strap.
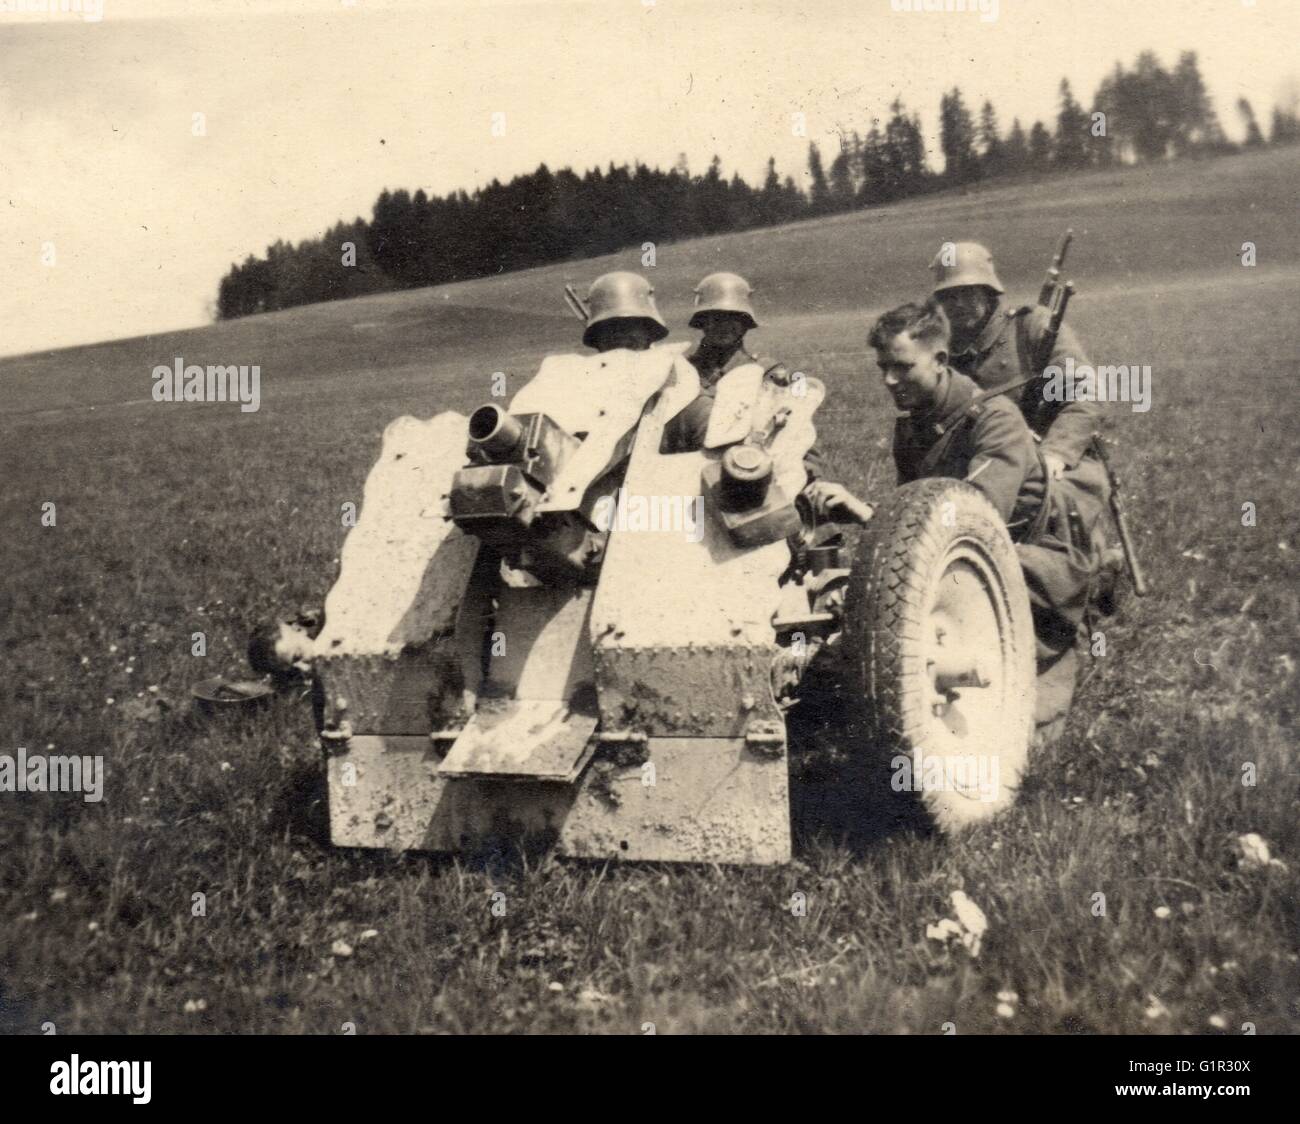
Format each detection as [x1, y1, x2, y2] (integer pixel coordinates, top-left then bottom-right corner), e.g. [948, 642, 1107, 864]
[963, 292, 1000, 348]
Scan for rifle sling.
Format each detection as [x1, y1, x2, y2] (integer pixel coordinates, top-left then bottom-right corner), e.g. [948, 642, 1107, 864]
[918, 307, 1050, 466]
[919, 368, 1042, 473]
[917, 354, 1056, 540]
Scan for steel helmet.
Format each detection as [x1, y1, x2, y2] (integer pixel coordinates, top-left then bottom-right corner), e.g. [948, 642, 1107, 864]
[689, 271, 759, 330]
[582, 271, 669, 347]
[930, 242, 1005, 295]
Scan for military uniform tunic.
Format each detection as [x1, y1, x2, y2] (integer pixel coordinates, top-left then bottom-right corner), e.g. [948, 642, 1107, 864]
[951, 299, 1099, 470]
[661, 343, 770, 453]
[894, 368, 1046, 534]
[662, 344, 825, 481]
[686, 341, 768, 391]
[893, 368, 1097, 723]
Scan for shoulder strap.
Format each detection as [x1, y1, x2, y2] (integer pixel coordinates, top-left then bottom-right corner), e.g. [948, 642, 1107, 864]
[969, 312, 1041, 413]
[917, 398, 985, 476]
[934, 308, 1050, 433]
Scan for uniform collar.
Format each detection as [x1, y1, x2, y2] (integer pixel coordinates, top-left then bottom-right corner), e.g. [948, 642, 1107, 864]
[689, 340, 750, 365]
[904, 367, 975, 425]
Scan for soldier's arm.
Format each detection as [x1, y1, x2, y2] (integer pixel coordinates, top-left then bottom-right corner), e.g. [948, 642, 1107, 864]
[964, 403, 1035, 524]
[801, 442, 826, 484]
[1026, 307, 1101, 467]
[659, 393, 713, 455]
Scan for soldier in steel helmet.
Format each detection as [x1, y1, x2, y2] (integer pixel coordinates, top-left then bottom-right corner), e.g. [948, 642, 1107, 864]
[929, 241, 1100, 486]
[577, 270, 708, 458]
[684, 272, 772, 389]
[661, 271, 771, 454]
[929, 240, 1123, 604]
[662, 273, 823, 481]
[580, 270, 670, 354]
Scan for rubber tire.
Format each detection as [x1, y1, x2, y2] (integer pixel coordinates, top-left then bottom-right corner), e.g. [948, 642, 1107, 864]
[844, 479, 1036, 832]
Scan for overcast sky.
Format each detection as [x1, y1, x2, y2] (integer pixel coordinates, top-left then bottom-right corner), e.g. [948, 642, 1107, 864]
[2, 0, 1296, 357]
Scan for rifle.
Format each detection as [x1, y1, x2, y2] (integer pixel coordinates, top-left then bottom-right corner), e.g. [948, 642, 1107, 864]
[1033, 228, 1075, 370]
[1035, 279, 1076, 373]
[972, 230, 1076, 399]
[969, 277, 1075, 411]
[563, 283, 591, 323]
[1038, 228, 1073, 307]
[1090, 433, 1150, 597]
[1036, 233, 1149, 595]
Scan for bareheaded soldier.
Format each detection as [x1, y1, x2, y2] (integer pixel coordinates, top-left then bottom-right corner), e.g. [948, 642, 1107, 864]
[930, 242, 1100, 486]
[807, 299, 1101, 735]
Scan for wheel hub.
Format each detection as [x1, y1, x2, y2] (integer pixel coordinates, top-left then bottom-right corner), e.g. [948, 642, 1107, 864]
[921, 545, 1013, 795]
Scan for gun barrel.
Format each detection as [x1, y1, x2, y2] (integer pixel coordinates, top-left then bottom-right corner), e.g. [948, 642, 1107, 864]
[467, 403, 525, 461]
[1054, 229, 1074, 269]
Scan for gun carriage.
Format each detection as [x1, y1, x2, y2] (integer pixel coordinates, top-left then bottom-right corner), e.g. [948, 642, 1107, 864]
[299, 314, 1045, 862]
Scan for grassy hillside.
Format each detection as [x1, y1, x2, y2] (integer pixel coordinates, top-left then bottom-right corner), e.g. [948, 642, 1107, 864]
[1, 146, 1297, 1034]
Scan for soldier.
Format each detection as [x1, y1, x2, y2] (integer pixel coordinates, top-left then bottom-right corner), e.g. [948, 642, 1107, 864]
[807, 299, 1100, 734]
[664, 273, 825, 481]
[581, 270, 669, 353]
[684, 272, 770, 390]
[577, 271, 711, 458]
[930, 240, 1126, 609]
[660, 271, 769, 454]
[930, 241, 1099, 486]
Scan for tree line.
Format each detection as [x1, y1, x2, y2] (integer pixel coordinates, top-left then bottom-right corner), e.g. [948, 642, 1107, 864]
[217, 50, 1300, 320]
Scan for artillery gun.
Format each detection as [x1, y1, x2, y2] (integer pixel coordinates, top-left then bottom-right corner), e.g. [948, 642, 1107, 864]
[303, 344, 1036, 863]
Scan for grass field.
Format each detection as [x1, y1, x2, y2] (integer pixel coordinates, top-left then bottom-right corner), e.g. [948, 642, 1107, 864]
[2, 146, 1298, 1034]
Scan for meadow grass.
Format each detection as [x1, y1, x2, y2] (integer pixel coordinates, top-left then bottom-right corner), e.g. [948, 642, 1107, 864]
[1, 148, 1297, 1034]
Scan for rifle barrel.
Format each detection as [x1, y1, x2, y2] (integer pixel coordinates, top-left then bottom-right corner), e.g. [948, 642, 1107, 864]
[563, 284, 590, 323]
[1054, 229, 1074, 268]
[1038, 229, 1075, 306]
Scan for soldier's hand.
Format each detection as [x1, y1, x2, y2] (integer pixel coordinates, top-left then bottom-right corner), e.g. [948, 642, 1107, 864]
[1043, 453, 1066, 481]
[803, 481, 873, 525]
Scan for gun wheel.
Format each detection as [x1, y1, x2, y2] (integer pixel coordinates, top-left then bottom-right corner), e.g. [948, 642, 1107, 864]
[845, 479, 1036, 832]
